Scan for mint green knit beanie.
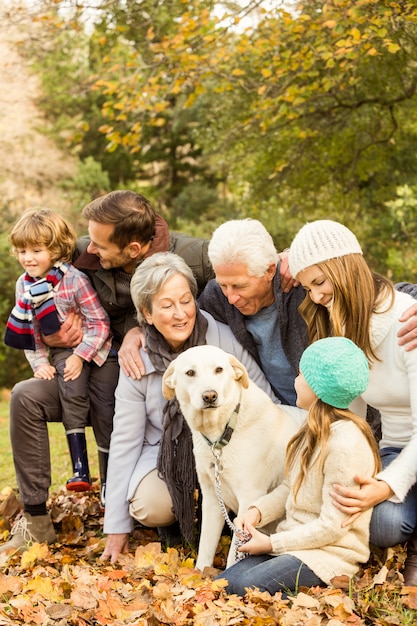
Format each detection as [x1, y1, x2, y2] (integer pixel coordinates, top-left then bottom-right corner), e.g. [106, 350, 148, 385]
[299, 337, 369, 409]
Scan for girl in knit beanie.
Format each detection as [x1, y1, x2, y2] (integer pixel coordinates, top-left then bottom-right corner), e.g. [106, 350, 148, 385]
[218, 337, 380, 597]
[287, 219, 417, 585]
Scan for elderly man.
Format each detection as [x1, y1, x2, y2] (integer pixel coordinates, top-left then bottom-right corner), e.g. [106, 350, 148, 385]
[198, 219, 306, 405]
[200, 218, 417, 404]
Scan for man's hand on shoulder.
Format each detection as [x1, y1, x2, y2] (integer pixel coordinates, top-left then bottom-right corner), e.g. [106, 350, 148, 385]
[118, 327, 146, 379]
[398, 302, 417, 351]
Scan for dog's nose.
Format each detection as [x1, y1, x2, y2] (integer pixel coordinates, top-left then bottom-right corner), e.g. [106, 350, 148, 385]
[202, 390, 218, 405]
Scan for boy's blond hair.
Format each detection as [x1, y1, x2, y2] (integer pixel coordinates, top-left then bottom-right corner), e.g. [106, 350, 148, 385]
[10, 208, 76, 264]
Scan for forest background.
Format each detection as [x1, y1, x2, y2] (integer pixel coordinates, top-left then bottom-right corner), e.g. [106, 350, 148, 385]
[1, 0, 417, 388]
[1, 3, 417, 622]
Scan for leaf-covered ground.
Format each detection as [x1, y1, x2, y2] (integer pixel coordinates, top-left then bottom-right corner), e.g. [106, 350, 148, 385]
[0, 487, 417, 625]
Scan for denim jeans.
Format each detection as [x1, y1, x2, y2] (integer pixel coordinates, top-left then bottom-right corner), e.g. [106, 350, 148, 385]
[215, 554, 325, 597]
[370, 447, 417, 547]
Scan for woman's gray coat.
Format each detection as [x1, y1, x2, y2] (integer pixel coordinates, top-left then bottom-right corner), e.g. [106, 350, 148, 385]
[104, 311, 280, 534]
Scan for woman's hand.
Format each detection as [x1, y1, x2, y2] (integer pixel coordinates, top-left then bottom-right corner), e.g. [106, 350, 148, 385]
[330, 475, 394, 527]
[118, 327, 146, 379]
[237, 520, 272, 555]
[398, 303, 417, 351]
[100, 533, 130, 563]
[42, 312, 83, 348]
[278, 250, 300, 293]
[234, 507, 261, 533]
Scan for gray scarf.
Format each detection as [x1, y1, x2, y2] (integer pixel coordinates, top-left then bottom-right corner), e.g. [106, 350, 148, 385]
[147, 309, 208, 544]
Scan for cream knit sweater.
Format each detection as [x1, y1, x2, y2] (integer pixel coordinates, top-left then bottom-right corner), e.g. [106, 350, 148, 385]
[251, 420, 376, 585]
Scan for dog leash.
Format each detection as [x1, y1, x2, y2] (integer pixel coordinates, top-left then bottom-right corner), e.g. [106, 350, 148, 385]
[210, 445, 251, 562]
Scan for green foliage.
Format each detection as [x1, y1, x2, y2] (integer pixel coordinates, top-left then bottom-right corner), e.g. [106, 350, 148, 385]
[0, 209, 32, 388]
[20, 0, 224, 217]
[19, 4, 138, 189]
[13, 0, 417, 278]
[85, 0, 225, 217]
[377, 185, 417, 282]
[172, 182, 221, 223]
[59, 157, 111, 232]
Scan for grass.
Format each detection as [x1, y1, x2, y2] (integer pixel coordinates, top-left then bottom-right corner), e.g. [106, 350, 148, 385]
[0, 389, 99, 497]
[353, 585, 417, 624]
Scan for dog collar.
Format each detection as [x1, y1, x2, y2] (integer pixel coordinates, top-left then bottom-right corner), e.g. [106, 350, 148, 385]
[201, 402, 241, 449]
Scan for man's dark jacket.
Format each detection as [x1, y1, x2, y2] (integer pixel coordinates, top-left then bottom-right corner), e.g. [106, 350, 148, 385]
[74, 214, 213, 350]
[198, 266, 308, 387]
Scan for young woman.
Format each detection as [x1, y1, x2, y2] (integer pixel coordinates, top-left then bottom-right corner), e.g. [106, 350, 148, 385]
[288, 219, 417, 585]
[218, 336, 380, 597]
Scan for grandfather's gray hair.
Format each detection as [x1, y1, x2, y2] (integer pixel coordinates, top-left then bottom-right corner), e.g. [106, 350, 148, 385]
[208, 219, 279, 277]
[130, 252, 198, 325]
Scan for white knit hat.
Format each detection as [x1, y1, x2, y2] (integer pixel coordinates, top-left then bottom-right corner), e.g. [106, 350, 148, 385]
[288, 219, 363, 278]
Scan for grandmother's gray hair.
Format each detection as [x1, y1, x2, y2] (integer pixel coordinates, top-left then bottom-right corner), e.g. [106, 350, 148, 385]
[130, 252, 198, 325]
[208, 219, 279, 277]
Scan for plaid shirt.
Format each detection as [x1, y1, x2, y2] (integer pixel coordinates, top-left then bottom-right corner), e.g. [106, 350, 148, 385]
[15, 264, 112, 373]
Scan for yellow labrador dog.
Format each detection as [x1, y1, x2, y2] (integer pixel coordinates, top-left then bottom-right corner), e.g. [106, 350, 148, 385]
[162, 345, 306, 571]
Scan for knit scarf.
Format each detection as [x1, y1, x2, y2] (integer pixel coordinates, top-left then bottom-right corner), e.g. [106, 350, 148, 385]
[150, 308, 208, 545]
[4, 262, 69, 351]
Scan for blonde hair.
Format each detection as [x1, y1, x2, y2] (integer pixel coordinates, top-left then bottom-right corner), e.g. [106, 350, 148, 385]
[299, 255, 394, 362]
[9, 209, 76, 264]
[286, 400, 382, 500]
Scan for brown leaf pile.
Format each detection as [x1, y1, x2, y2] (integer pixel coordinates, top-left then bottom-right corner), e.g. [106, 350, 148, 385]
[0, 487, 416, 625]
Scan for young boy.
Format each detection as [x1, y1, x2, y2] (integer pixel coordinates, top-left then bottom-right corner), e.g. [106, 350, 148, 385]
[5, 208, 115, 503]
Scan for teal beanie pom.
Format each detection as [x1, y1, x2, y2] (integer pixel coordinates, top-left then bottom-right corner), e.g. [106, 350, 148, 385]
[299, 337, 369, 409]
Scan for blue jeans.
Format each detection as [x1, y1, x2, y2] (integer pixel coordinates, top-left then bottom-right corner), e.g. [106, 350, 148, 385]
[370, 447, 417, 547]
[215, 554, 325, 597]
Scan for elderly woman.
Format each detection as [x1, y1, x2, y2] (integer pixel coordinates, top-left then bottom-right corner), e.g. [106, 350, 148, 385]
[101, 252, 281, 563]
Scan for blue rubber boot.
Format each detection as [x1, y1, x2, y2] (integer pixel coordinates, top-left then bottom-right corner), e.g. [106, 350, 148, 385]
[66, 432, 92, 492]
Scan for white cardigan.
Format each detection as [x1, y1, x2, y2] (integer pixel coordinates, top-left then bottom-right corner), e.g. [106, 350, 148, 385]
[251, 420, 376, 585]
[361, 290, 417, 502]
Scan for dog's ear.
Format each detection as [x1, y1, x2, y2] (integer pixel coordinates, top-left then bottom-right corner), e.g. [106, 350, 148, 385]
[229, 355, 250, 389]
[162, 361, 177, 399]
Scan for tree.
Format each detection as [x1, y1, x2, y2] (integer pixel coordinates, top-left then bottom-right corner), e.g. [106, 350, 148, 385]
[21, 0, 227, 223]
[14, 0, 417, 278]
[0, 210, 32, 388]
[90, 1, 417, 256]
